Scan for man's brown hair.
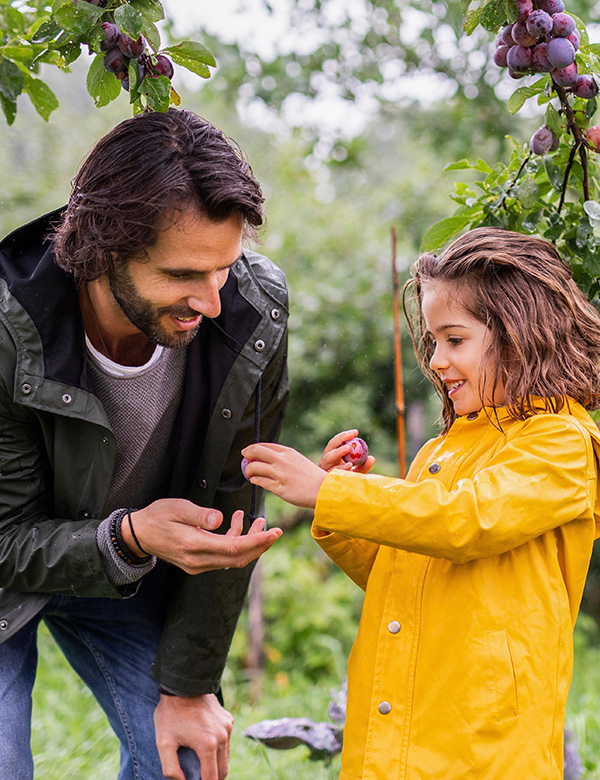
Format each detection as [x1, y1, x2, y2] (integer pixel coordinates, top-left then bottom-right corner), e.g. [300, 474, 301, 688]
[52, 108, 264, 282]
[404, 227, 600, 432]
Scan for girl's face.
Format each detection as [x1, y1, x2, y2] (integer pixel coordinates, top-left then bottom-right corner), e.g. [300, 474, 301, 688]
[422, 282, 505, 416]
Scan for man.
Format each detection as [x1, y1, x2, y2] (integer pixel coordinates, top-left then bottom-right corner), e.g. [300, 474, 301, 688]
[0, 108, 289, 780]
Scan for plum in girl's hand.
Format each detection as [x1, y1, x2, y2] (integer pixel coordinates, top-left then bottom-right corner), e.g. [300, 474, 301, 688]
[342, 437, 369, 466]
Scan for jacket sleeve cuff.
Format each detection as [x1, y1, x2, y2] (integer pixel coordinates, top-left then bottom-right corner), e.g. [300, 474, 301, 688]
[96, 509, 157, 587]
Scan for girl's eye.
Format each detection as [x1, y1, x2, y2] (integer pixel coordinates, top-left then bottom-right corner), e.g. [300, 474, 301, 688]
[448, 337, 463, 345]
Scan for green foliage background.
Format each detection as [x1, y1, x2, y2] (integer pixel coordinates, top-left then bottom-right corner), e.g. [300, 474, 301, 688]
[2, 0, 600, 775]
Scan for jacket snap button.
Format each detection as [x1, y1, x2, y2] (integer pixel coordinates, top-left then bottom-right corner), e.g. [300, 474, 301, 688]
[62, 393, 72, 404]
[0, 619, 8, 630]
[378, 701, 392, 715]
[466, 412, 478, 421]
[271, 309, 280, 320]
[199, 479, 208, 489]
[102, 436, 109, 445]
[22, 383, 32, 394]
[82, 511, 91, 519]
[254, 339, 265, 352]
[388, 621, 401, 634]
[429, 462, 440, 474]
[221, 408, 232, 419]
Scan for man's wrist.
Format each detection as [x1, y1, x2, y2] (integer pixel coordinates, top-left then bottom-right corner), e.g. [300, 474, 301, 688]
[118, 509, 151, 562]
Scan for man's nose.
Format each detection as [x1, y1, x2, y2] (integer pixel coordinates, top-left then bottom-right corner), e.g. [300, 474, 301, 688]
[187, 276, 222, 319]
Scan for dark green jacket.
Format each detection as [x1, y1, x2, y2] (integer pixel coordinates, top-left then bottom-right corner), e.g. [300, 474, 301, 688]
[0, 210, 289, 695]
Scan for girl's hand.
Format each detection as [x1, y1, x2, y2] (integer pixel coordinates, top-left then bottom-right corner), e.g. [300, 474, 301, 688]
[318, 429, 376, 474]
[241, 443, 326, 509]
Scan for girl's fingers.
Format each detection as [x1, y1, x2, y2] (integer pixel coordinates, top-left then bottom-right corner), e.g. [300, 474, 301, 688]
[324, 430, 358, 453]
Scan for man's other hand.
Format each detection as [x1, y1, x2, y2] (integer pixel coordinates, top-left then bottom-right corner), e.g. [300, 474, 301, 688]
[154, 692, 233, 780]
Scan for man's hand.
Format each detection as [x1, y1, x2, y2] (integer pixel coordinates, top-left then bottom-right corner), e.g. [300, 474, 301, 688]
[121, 503, 282, 574]
[154, 693, 233, 780]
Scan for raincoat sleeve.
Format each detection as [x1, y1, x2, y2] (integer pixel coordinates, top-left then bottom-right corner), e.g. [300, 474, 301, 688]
[0, 376, 122, 598]
[314, 414, 598, 564]
[310, 527, 379, 591]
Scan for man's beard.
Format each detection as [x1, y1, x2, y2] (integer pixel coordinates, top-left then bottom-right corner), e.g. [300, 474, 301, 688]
[108, 263, 202, 349]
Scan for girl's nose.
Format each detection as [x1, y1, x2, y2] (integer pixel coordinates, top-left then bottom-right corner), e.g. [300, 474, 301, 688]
[429, 345, 448, 374]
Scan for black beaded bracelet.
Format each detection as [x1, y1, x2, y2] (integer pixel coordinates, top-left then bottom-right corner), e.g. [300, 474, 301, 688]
[109, 510, 139, 566]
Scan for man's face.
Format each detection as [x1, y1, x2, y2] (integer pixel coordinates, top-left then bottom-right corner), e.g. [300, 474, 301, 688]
[108, 207, 243, 348]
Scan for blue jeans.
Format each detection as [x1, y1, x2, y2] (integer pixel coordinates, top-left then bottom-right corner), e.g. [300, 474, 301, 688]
[0, 569, 201, 780]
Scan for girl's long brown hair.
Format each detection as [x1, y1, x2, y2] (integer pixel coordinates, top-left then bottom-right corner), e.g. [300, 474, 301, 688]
[403, 227, 600, 433]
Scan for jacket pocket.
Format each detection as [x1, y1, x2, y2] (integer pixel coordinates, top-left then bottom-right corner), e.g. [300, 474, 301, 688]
[486, 629, 518, 723]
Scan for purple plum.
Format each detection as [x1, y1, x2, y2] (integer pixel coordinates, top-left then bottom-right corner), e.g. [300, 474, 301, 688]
[573, 75, 599, 99]
[547, 37, 576, 69]
[552, 62, 579, 88]
[530, 125, 560, 155]
[342, 437, 369, 467]
[552, 13, 576, 38]
[526, 9, 553, 37]
[241, 457, 250, 479]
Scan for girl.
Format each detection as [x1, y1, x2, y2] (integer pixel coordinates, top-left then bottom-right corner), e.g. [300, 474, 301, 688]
[243, 227, 600, 780]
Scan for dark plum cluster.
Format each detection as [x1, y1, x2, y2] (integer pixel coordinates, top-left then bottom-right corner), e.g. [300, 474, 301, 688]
[100, 22, 174, 92]
[494, 1, 596, 92]
[493, 0, 599, 155]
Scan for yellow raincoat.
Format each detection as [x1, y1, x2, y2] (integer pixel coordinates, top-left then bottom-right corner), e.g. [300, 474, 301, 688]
[312, 401, 600, 780]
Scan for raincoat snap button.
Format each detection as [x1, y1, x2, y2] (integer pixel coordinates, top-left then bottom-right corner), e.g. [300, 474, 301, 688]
[22, 383, 32, 394]
[388, 621, 401, 634]
[254, 339, 266, 352]
[62, 393, 72, 404]
[378, 701, 392, 715]
[199, 479, 208, 489]
[81, 511, 91, 519]
[0, 620, 8, 630]
[429, 462, 440, 474]
[102, 436, 109, 445]
[271, 308, 280, 320]
[466, 412, 478, 420]
[221, 408, 232, 419]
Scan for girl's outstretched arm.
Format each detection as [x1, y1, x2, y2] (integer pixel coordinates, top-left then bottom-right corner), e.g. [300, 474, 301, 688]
[243, 433, 375, 509]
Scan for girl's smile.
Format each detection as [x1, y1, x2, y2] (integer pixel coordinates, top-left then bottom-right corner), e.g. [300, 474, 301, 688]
[422, 282, 505, 416]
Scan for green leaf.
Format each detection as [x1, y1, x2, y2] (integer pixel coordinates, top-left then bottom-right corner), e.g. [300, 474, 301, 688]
[129, 0, 165, 24]
[544, 102, 563, 136]
[515, 177, 540, 209]
[480, 0, 514, 33]
[52, 0, 104, 36]
[420, 215, 475, 253]
[443, 159, 472, 171]
[162, 41, 216, 76]
[86, 51, 121, 107]
[141, 20, 160, 53]
[5, 6, 25, 34]
[22, 73, 59, 120]
[114, 4, 143, 40]
[0, 44, 46, 62]
[0, 57, 24, 101]
[586, 96, 597, 121]
[587, 44, 600, 58]
[507, 78, 548, 115]
[31, 19, 61, 43]
[463, 7, 483, 35]
[0, 93, 17, 125]
[570, 14, 589, 47]
[139, 72, 170, 110]
[460, 0, 472, 14]
[584, 201, 600, 223]
[543, 157, 563, 193]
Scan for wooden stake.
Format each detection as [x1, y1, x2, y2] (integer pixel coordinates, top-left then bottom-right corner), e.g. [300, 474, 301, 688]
[391, 227, 406, 478]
